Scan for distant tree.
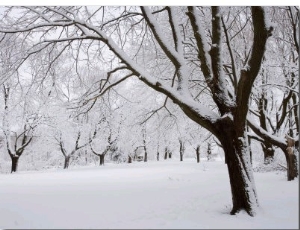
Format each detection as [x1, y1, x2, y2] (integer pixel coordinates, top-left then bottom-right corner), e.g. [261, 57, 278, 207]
[1, 84, 40, 173]
[179, 139, 185, 161]
[196, 145, 200, 163]
[207, 142, 212, 161]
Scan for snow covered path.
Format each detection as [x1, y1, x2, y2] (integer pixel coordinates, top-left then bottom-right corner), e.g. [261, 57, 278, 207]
[0, 159, 298, 229]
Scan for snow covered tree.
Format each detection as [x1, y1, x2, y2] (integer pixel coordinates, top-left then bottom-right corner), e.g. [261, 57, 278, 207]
[0, 6, 277, 216]
[247, 6, 299, 180]
[1, 83, 43, 173]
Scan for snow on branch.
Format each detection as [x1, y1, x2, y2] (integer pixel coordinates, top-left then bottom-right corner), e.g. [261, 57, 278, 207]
[141, 7, 189, 94]
[140, 7, 185, 65]
[247, 117, 286, 148]
[43, 35, 100, 43]
[236, 6, 273, 128]
[186, 6, 212, 83]
[0, 6, 221, 136]
[0, 21, 75, 34]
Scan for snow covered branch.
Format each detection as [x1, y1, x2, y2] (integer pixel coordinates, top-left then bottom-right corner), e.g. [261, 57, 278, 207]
[247, 117, 286, 149]
[235, 6, 273, 133]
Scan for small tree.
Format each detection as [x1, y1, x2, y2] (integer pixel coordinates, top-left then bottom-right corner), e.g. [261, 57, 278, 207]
[57, 131, 91, 169]
[179, 139, 185, 161]
[90, 123, 117, 166]
[164, 147, 168, 160]
[1, 85, 40, 173]
[196, 145, 200, 163]
[207, 142, 212, 161]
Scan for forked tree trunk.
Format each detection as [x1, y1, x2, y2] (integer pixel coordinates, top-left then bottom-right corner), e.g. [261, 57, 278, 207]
[219, 126, 258, 216]
[11, 155, 20, 173]
[64, 155, 71, 169]
[196, 145, 200, 163]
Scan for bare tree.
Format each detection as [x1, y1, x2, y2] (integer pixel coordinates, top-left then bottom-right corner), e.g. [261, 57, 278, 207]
[90, 125, 117, 166]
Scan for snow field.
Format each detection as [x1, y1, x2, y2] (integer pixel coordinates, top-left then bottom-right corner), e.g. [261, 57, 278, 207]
[0, 159, 298, 229]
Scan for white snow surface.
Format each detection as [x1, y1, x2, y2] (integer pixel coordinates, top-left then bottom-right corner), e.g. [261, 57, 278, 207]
[0, 159, 298, 229]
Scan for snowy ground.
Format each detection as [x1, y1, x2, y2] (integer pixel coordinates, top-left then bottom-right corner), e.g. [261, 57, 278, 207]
[0, 158, 298, 229]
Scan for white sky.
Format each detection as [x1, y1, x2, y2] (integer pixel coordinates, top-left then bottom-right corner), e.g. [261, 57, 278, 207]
[0, 0, 299, 6]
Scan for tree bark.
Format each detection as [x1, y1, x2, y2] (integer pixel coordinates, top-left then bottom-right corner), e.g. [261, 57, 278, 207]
[217, 121, 258, 216]
[207, 142, 212, 161]
[196, 145, 200, 163]
[128, 155, 132, 163]
[247, 126, 253, 164]
[164, 147, 168, 160]
[11, 155, 20, 173]
[286, 151, 298, 181]
[144, 146, 147, 162]
[64, 155, 71, 169]
[261, 143, 274, 164]
[285, 135, 298, 181]
[179, 140, 184, 162]
[99, 154, 105, 166]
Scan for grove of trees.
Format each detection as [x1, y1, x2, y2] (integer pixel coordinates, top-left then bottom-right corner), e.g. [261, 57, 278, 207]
[0, 6, 298, 217]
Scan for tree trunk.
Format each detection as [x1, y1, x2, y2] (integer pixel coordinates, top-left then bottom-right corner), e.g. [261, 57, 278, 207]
[261, 143, 274, 164]
[168, 151, 172, 159]
[207, 142, 212, 161]
[285, 135, 298, 181]
[11, 155, 20, 173]
[157, 151, 159, 161]
[99, 154, 105, 166]
[64, 155, 71, 169]
[218, 125, 258, 216]
[144, 146, 147, 162]
[179, 140, 184, 162]
[164, 147, 168, 160]
[286, 151, 298, 181]
[85, 150, 88, 165]
[247, 126, 252, 165]
[128, 155, 132, 163]
[196, 145, 200, 163]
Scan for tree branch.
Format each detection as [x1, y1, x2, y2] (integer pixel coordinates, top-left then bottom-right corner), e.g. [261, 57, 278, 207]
[235, 7, 273, 133]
